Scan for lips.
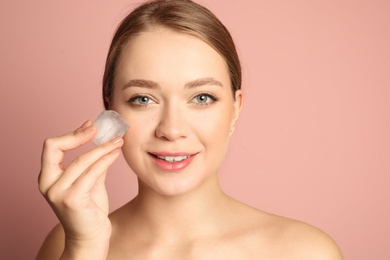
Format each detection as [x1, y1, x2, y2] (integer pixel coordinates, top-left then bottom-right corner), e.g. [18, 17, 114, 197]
[149, 152, 196, 171]
[156, 155, 190, 162]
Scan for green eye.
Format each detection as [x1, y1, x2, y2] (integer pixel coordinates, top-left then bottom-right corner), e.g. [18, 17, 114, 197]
[192, 93, 218, 106]
[127, 95, 155, 107]
[196, 94, 209, 103]
[137, 96, 150, 104]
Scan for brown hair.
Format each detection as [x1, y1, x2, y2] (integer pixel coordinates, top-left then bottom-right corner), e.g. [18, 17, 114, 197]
[102, 0, 241, 109]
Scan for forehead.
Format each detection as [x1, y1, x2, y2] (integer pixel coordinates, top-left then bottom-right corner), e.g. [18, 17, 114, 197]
[114, 27, 230, 87]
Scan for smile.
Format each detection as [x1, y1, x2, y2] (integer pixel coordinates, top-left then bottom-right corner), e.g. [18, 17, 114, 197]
[156, 155, 190, 162]
[149, 152, 196, 171]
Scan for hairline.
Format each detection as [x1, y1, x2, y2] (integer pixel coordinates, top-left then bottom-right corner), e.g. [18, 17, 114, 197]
[112, 24, 234, 91]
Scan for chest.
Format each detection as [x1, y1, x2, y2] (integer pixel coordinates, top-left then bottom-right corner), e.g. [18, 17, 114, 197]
[107, 236, 265, 260]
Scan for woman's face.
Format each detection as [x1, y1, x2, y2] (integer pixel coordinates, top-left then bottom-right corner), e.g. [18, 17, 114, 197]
[111, 27, 242, 196]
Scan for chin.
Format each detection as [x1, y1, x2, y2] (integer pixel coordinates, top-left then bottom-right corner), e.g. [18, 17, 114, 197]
[137, 170, 213, 197]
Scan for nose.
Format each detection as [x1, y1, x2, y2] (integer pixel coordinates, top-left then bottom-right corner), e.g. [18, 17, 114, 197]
[155, 103, 189, 141]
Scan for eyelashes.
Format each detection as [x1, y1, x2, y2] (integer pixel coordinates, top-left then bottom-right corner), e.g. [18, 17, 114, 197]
[127, 95, 156, 108]
[191, 92, 219, 106]
[126, 92, 219, 108]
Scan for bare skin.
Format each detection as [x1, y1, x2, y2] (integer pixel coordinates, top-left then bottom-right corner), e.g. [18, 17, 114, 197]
[38, 190, 343, 259]
[107, 185, 343, 259]
[37, 28, 343, 259]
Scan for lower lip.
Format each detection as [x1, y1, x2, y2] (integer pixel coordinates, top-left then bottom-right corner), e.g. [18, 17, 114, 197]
[150, 154, 195, 171]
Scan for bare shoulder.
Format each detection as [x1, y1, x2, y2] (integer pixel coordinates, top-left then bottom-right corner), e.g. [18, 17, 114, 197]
[36, 223, 65, 260]
[252, 210, 344, 259]
[280, 217, 343, 259]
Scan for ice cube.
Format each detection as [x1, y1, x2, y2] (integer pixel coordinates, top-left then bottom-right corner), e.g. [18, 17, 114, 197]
[92, 110, 129, 145]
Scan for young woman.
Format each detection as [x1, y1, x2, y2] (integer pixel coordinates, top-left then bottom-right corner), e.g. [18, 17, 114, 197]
[37, 0, 343, 259]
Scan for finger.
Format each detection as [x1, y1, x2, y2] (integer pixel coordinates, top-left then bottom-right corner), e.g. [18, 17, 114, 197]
[39, 120, 96, 194]
[52, 137, 123, 190]
[72, 148, 121, 193]
[63, 149, 121, 215]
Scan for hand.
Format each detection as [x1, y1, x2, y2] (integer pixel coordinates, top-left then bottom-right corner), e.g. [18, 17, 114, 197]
[38, 120, 124, 258]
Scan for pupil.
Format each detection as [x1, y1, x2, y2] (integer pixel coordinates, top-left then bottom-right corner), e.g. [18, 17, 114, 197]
[198, 95, 207, 102]
[140, 97, 148, 103]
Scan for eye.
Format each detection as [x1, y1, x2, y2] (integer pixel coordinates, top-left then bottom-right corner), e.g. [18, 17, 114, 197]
[192, 93, 218, 106]
[127, 95, 155, 107]
[136, 96, 151, 104]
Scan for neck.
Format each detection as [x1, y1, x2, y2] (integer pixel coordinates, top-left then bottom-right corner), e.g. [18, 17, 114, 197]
[126, 174, 234, 242]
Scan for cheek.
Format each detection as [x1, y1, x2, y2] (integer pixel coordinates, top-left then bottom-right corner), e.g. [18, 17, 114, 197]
[121, 113, 157, 147]
[116, 109, 157, 160]
[120, 122, 152, 174]
[191, 106, 233, 160]
[194, 106, 232, 136]
[192, 108, 232, 172]
[120, 127, 140, 165]
[198, 119, 228, 140]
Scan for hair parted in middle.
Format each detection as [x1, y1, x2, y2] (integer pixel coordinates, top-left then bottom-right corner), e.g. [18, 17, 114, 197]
[103, 0, 241, 109]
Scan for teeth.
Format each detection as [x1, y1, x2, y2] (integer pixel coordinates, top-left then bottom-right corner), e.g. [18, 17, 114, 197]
[157, 155, 190, 162]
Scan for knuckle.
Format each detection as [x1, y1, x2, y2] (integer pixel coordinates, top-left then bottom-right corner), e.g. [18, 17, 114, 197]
[73, 155, 81, 165]
[73, 128, 82, 137]
[61, 195, 79, 211]
[73, 129, 89, 147]
[43, 137, 55, 149]
[46, 188, 80, 211]
[46, 186, 60, 202]
[37, 170, 43, 185]
[71, 154, 85, 166]
[38, 184, 46, 195]
[38, 176, 47, 195]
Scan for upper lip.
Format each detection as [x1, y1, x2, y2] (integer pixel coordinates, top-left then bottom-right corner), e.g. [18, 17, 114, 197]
[149, 152, 196, 157]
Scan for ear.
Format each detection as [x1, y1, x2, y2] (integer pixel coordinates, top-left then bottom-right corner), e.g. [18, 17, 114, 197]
[230, 90, 243, 134]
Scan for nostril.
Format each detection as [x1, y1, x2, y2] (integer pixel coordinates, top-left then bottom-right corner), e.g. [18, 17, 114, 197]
[155, 123, 187, 141]
[154, 107, 189, 141]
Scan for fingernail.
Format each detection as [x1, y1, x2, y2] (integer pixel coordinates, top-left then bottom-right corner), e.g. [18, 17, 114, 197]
[83, 124, 96, 134]
[81, 120, 92, 130]
[111, 137, 123, 144]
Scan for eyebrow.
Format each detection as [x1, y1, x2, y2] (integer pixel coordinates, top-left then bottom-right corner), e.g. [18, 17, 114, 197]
[122, 77, 223, 90]
[121, 79, 160, 90]
[184, 77, 223, 88]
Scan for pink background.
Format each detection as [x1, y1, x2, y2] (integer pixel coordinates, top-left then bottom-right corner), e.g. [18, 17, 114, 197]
[1, 0, 389, 259]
